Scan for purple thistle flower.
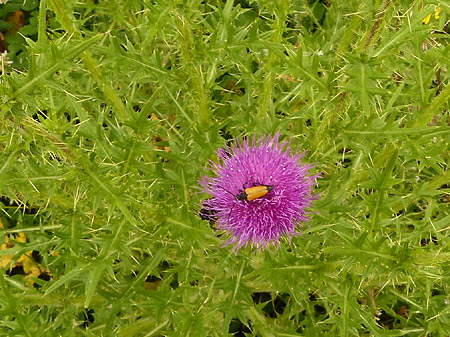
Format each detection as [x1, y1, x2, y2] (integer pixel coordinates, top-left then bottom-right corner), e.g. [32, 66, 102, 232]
[199, 132, 320, 251]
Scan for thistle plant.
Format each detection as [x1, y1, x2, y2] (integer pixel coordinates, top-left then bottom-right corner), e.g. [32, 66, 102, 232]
[200, 133, 319, 251]
[0, 1, 449, 336]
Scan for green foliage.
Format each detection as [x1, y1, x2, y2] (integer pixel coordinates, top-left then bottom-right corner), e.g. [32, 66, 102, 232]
[0, 0, 45, 68]
[0, 0, 449, 336]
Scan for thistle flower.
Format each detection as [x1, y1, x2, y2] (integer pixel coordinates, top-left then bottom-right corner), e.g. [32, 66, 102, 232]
[200, 133, 320, 251]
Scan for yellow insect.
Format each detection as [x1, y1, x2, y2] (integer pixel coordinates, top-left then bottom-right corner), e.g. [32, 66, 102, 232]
[236, 185, 274, 202]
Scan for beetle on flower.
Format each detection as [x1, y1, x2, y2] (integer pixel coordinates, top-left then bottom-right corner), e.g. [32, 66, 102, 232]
[199, 132, 320, 251]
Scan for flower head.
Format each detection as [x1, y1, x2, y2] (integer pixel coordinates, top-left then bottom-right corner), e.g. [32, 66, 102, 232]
[200, 132, 320, 251]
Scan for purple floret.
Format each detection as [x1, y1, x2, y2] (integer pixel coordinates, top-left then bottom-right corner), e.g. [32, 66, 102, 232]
[200, 132, 320, 251]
